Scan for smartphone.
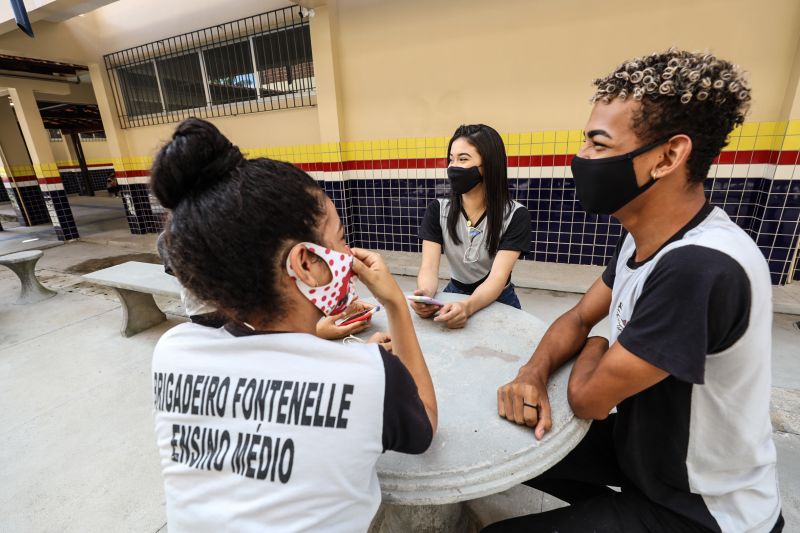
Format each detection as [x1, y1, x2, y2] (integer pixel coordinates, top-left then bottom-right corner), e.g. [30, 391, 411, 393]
[336, 306, 381, 326]
[406, 295, 445, 307]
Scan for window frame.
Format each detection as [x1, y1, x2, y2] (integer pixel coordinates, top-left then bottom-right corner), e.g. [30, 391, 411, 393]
[104, 7, 315, 129]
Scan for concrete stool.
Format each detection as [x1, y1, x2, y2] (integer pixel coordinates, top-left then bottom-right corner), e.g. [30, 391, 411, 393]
[0, 250, 57, 305]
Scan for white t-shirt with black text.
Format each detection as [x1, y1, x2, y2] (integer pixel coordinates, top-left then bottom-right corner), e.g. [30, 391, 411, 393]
[152, 323, 431, 532]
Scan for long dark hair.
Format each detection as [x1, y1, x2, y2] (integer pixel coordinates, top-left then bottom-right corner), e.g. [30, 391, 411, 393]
[150, 118, 325, 325]
[446, 124, 510, 257]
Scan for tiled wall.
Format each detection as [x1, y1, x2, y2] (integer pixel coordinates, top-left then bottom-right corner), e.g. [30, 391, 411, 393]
[110, 159, 165, 234]
[6, 183, 51, 226]
[58, 164, 115, 195]
[0, 164, 79, 240]
[121, 120, 800, 285]
[0, 166, 51, 226]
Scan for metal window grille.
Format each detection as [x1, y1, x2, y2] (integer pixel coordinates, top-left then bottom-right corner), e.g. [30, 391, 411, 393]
[48, 128, 63, 141]
[103, 5, 315, 129]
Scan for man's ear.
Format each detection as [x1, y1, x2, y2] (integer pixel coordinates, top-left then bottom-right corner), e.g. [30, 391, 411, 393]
[287, 244, 320, 287]
[653, 134, 692, 179]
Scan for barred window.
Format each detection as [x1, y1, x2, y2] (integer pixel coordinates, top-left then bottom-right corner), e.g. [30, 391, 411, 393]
[203, 41, 258, 106]
[104, 6, 314, 128]
[117, 62, 162, 117]
[156, 54, 207, 112]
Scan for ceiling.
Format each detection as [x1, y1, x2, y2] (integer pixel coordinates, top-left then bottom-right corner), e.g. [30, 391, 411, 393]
[0, 0, 119, 36]
[36, 100, 102, 133]
[0, 53, 87, 77]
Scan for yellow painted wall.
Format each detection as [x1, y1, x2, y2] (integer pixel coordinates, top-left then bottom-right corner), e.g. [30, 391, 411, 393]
[333, 0, 800, 140]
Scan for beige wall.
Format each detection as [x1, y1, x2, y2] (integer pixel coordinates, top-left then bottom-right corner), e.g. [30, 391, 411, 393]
[51, 137, 112, 164]
[0, 96, 31, 167]
[50, 138, 69, 162]
[333, 0, 800, 140]
[2, 0, 800, 158]
[0, 0, 322, 160]
[80, 140, 112, 162]
[0, 0, 290, 64]
[122, 107, 320, 159]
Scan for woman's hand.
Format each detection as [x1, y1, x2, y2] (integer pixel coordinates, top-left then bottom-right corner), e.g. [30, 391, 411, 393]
[409, 288, 440, 319]
[434, 301, 469, 329]
[351, 248, 404, 307]
[367, 331, 392, 352]
[316, 300, 374, 340]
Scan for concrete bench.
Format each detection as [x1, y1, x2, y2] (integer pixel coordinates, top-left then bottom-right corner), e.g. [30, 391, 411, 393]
[83, 261, 181, 337]
[0, 250, 57, 305]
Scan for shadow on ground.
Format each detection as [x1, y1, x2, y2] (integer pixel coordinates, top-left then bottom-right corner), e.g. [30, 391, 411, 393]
[64, 253, 161, 275]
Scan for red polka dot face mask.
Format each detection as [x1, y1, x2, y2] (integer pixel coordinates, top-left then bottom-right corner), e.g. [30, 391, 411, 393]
[286, 243, 358, 316]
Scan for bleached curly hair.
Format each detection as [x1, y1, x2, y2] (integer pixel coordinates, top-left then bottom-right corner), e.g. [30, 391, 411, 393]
[591, 49, 751, 182]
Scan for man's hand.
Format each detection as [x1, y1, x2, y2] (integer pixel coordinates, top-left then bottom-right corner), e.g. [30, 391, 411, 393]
[497, 367, 552, 440]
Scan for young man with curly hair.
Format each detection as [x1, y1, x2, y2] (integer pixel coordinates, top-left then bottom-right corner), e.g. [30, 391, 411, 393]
[489, 49, 783, 532]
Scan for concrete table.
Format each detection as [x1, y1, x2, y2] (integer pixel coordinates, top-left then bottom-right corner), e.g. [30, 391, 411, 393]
[367, 293, 590, 532]
[83, 262, 181, 337]
[0, 250, 56, 305]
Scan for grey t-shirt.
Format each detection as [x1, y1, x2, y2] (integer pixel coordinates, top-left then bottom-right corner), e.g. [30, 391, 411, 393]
[419, 199, 531, 291]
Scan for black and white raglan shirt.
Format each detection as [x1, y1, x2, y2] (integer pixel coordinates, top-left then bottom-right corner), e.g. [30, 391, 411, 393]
[152, 323, 432, 532]
[420, 199, 531, 292]
[603, 203, 781, 532]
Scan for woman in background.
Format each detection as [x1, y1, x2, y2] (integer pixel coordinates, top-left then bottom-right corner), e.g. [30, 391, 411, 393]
[412, 123, 531, 328]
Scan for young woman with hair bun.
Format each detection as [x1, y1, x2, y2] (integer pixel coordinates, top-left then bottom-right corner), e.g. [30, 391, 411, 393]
[150, 118, 436, 532]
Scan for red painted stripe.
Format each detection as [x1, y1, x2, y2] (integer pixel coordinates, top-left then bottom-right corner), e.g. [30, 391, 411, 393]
[714, 152, 734, 164]
[777, 151, 800, 165]
[3, 174, 37, 182]
[291, 150, 799, 172]
[115, 169, 150, 178]
[37, 177, 63, 185]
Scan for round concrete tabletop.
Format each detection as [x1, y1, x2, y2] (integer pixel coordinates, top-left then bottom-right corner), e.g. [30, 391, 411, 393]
[0, 250, 44, 264]
[368, 293, 591, 505]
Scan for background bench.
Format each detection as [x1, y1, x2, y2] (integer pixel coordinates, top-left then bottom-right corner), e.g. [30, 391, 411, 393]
[0, 250, 56, 305]
[83, 261, 181, 337]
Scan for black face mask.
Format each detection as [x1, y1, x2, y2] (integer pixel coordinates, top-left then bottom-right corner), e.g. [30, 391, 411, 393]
[570, 136, 672, 215]
[447, 165, 483, 195]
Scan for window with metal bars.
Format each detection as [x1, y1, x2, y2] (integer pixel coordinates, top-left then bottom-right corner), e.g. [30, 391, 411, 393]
[103, 6, 315, 129]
